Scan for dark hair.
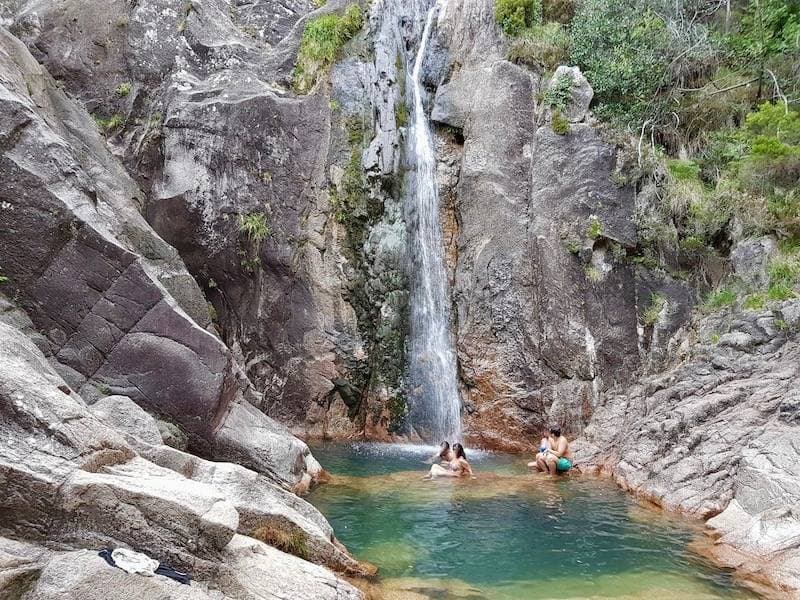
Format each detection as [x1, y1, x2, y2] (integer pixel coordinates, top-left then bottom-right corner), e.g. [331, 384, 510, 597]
[438, 441, 450, 459]
[549, 426, 562, 438]
[453, 443, 466, 460]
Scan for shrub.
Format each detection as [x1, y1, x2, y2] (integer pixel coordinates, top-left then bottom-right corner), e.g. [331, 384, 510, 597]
[94, 114, 124, 132]
[115, 82, 132, 97]
[239, 212, 270, 244]
[767, 249, 800, 300]
[767, 282, 795, 301]
[495, 0, 542, 36]
[292, 4, 363, 93]
[704, 287, 737, 309]
[542, 0, 575, 23]
[643, 292, 667, 325]
[586, 215, 602, 239]
[743, 292, 766, 310]
[551, 110, 570, 134]
[507, 22, 569, 69]
[570, 0, 670, 124]
[584, 265, 603, 282]
[667, 159, 701, 182]
[542, 72, 574, 111]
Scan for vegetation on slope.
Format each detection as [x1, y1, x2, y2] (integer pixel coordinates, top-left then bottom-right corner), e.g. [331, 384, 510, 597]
[292, 4, 363, 93]
[497, 0, 800, 310]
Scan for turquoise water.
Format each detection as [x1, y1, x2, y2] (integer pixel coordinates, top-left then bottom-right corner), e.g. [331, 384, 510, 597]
[308, 442, 756, 599]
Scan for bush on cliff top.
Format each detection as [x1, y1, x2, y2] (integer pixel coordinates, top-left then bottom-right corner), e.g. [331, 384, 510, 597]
[495, 0, 543, 36]
[506, 22, 569, 69]
[292, 4, 363, 93]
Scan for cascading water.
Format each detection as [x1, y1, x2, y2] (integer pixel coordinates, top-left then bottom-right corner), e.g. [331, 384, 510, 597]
[404, 0, 462, 443]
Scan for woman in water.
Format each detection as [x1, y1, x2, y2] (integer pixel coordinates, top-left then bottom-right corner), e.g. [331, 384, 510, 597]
[424, 443, 472, 478]
[428, 441, 455, 464]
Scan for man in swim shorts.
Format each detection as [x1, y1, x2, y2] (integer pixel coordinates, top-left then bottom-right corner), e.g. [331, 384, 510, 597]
[544, 426, 572, 475]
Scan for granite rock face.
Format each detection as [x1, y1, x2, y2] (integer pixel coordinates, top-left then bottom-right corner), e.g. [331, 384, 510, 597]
[5, 0, 682, 447]
[575, 300, 800, 596]
[427, 6, 644, 449]
[0, 22, 323, 488]
[0, 320, 364, 598]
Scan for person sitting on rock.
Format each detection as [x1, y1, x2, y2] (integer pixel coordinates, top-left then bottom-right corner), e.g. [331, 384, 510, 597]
[528, 430, 551, 472]
[424, 443, 472, 479]
[542, 426, 573, 475]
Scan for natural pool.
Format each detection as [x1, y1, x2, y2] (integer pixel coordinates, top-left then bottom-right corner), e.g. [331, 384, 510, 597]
[308, 442, 757, 600]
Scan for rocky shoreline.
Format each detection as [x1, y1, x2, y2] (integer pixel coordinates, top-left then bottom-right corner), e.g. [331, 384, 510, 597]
[574, 299, 800, 599]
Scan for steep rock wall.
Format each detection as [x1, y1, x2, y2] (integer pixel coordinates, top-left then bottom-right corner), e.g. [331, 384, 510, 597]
[6, 0, 696, 447]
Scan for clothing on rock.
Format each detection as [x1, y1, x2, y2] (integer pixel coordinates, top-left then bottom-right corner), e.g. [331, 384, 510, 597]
[98, 548, 192, 585]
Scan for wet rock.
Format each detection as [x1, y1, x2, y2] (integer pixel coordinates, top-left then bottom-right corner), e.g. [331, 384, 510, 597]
[211, 400, 318, 492]
[138, 442, 371, 576]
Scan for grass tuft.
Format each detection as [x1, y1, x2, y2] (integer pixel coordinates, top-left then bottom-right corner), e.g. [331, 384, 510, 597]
[239, 212, 270, 244]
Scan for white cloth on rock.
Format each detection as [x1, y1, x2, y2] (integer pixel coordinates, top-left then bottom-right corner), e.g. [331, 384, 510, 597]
[111, 548, 159, 576]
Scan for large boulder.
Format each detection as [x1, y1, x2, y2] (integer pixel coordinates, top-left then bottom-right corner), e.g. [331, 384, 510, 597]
[138, 442, 372, 576]
[89, 395, 163, 445]
[0, 319, 364, 598]
[0, 27, 234, 443]
[219, 535, 362, 600]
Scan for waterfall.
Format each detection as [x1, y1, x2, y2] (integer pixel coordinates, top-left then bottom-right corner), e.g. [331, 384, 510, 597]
[404, 1, 462, 443]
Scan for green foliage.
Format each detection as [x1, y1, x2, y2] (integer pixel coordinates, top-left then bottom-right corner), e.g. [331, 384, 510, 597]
[586, 215, 602, 239]
[395, 102, 409, 128]
[551, 110, 569, 134]
[570, 0, 669, 124]
[729, 0, 800, 69]
[292, 4, 363, 93]
[584, 265, 602, 282]
[667, 159, 700, 182]
[0, 274, 7, 284]
[703, 287, 737, 310]
[94, 114, 124, 132]
[564, 239, 581, 254]
[643, 292, 667, 326]
[238, 212, 270, 244]
[115, 82, 132, 97]
[765, 247, 800, 301]
[506, 22, 569, 69]
[494, 0, 543, 36]
[542, 0, 575, 24]
[743, 292, 766, 310]
[542, 72, 574, 111]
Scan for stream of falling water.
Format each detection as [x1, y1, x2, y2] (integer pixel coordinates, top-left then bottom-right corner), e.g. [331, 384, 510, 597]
[404, 0, 462, 443]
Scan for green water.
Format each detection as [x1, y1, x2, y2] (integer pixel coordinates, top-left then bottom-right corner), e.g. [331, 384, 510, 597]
[308, 442, 757, 600]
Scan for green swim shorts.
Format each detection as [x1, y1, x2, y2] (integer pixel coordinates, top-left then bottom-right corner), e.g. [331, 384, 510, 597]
[556, 457, 572, 472]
